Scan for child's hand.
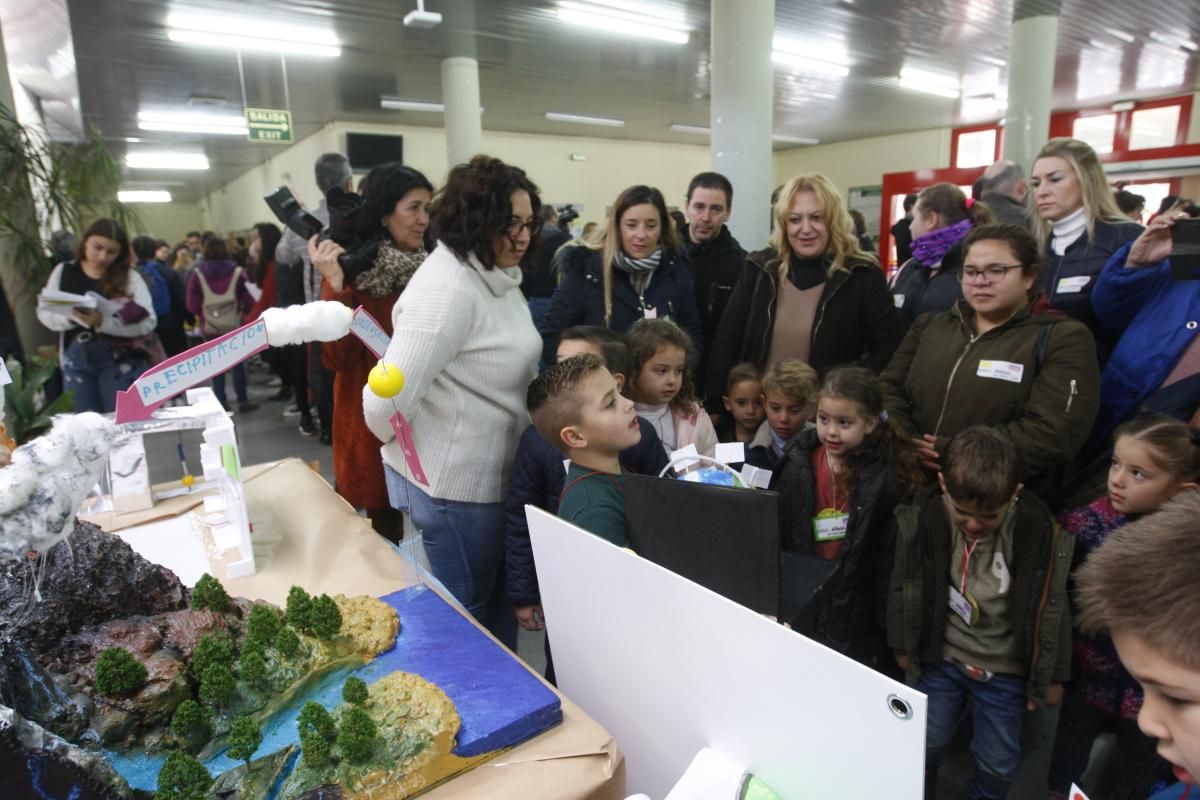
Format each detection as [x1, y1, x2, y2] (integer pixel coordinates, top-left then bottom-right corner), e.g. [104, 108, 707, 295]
[1028, 683, 1064, 711]
[515, 604, 545, 631]
[895, 651, 910, 672]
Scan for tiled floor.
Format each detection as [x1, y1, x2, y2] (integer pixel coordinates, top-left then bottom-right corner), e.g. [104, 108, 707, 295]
[141, 357, 550, 679]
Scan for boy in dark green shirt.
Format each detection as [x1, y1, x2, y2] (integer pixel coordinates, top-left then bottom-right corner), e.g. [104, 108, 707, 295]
[527, 353, 642, 546]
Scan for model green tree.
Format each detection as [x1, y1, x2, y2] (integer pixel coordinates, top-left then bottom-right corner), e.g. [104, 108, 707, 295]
[285, 586, 312, 630]
[199, 663, 235, 706]
[239, 646, 267, 688]
[226, 715, 263, 764]
[337, 706, 377, 764]
[245, 603, 282, 647]
[93, 647, 148, 697]
[342, 676, 368, 706]
[191, 634, 234, 678]
[274, 625, 300, 657]
[300, 731, 332, 769]
[156, 750, 213, 800]
[190, 574, 230, 612]
[309, 594, 342, 639]
[170, 699, 211, 749]
[298, 701, 336, 769]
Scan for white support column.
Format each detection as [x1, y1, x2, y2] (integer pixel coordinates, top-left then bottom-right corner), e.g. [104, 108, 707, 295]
[1002, 0, 1061, 169]
[710, 0, 775, 249]
[441, 56, 482, 169]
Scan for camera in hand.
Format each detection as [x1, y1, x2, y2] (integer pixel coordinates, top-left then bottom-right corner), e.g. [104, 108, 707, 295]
[1170, 203, 1200, 281]
[264, 186, 381, 285]
[557, 203, 580, 232]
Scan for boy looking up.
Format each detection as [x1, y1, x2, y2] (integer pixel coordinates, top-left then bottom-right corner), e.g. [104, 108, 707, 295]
[527, 354, 642, 547]
[888, 426, 1073, 800]
[1076, 492, 1200, 798]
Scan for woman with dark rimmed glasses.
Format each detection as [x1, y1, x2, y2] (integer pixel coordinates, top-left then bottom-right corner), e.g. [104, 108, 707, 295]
[880, 223, 1100, 498]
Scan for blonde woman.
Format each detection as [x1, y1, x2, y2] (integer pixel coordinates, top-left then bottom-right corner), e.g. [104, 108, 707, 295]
[704, 173, 902, 413]
[537, 185, 703, 365]
[1031, 137, 1142, 359]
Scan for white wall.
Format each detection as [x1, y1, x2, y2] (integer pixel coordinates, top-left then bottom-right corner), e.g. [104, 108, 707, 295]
[773, 128, 952, 191]
[130, 201, 205, 244]
[201, 121, 711, 234]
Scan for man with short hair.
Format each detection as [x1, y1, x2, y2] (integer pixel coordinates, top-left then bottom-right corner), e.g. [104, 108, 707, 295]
[891, 194, 918, 265]
[185, 230, 202, 259]
[981, 160, 1032, 229]
[275, 152, 354, 444]
[682, 171, 746, 390]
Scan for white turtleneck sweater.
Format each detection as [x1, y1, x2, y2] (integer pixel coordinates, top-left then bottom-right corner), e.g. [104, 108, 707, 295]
[1050, 207, 1087, 256]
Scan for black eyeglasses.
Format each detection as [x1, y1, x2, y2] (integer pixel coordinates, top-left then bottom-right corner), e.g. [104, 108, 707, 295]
[505, 217, 543, 239]
[958, 264, 1024, 284]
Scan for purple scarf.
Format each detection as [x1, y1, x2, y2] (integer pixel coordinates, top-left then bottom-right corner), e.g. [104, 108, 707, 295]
[911, 218, 973, 267]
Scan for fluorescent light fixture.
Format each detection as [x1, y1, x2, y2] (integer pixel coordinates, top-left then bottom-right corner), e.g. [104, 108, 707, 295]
[380, 97, 445, 112]
[545, 111, 624, 127]
[771, 36, 851, 78]
[125, 152, 210, 170]
[166, 11, 341, 57]
[898, 67, 961, 99]
[669, 123, 710, 135]
[1150, 31, 1199, 52]
[137, 110, 248, 135]
[555, 1, 690, 45]
[772, 134, 819, 145]
[118, 190, 172, 203]
[1111, 100, 1136, 112]
[1104, 27, 1136, 44]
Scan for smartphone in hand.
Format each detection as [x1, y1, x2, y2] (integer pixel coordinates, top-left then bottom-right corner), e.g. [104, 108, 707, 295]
[1171, 217, 1200, 280]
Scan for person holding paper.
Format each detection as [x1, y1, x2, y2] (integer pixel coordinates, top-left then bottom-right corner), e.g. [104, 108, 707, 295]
[879, 224, 1100, 499]
[1030, 138, 1142, 364]
[355, 156, 542, 648]
[37, 218, 156, 413]
[888, 427, 1072, 800]
[309, 163, 435, 544]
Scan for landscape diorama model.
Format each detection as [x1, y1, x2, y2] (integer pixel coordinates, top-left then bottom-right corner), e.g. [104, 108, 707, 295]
[0, 412, 561, 799]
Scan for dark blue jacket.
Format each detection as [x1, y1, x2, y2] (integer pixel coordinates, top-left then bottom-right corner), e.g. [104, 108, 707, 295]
[1043, 218, 1142, 359]
[537, 245, 704, 366]
[504, 419, 670, 606]
[1088, 241, 1200, 454]
[890, 242, 966, 330]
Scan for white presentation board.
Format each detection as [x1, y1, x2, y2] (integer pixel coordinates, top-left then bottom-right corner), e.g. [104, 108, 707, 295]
[526, 506, 927, 799]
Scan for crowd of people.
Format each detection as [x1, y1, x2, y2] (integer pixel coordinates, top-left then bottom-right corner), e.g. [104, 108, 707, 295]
[22, 135, 1200, 799]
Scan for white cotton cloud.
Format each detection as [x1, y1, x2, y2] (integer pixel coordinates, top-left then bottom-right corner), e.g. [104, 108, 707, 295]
[262, 301, 354, 346]
[0, 412, 116, 562]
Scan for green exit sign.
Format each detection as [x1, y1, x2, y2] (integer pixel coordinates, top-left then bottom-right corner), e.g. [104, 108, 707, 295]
[245, 108, 293, 143]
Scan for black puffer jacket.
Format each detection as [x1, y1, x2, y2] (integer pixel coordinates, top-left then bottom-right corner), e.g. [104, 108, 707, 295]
[890, 242, 966, 330]
[682, 224, 747, 388]
[776, 428, 901, 666]
[704, 248, 903, 413]
[1043, 218, 1142, 361]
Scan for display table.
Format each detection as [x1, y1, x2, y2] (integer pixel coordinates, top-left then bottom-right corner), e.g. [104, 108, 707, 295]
[88, 457, 625, 800]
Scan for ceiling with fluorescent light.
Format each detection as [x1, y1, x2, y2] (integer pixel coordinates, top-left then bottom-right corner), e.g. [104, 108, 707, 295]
[35, 0, 1200, 205]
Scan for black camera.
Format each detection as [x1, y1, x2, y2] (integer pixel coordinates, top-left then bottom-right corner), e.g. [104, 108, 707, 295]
[264, 186, 381, 284]
[557, 204, 580, 232]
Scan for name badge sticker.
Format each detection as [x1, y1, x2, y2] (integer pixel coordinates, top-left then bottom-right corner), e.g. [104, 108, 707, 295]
[977, 359, 1025, 383]
[949, 584, 979, 626]
[893, 293, 906, 308]
[1056, 276, 1091, 294]
[812, 509, 849, 542]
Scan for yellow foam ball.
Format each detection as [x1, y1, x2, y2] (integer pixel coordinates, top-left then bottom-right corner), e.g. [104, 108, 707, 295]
[368, 362, 406, 398]
[181, 474, 196, 487]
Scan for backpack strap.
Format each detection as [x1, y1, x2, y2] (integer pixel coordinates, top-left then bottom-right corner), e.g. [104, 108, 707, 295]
[558, 470, 624, 506]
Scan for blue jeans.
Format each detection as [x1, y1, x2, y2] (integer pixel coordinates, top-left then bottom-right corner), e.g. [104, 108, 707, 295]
[62, 334, 147, 414]
[917, 660, 1025, 800]
[385, 466, 515, 649]
[211, 361, 247, 406]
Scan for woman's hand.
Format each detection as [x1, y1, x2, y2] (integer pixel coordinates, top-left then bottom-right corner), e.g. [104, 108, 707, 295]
[1126, 211, 1183, 268]
[308, 235, 347, 292]
[913, 434, 941, 473]
[72, 308, 103, 329]
[514, 604, 545, 631]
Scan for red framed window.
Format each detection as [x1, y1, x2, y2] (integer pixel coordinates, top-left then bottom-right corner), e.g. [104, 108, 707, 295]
[950, 123, 1003, 169]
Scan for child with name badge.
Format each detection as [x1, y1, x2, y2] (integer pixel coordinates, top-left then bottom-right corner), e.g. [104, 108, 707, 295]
[625, 318, 717, 458]
[888, 426, 1073, 800]
[1048, 413, 1200, 799]
[775, 366, 923, 666]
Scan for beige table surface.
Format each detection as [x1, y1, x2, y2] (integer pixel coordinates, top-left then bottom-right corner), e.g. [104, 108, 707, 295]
[93, 458, 625, 800]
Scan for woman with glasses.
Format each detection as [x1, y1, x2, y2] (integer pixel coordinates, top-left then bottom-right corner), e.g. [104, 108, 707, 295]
[352, 155, 540, 649]
[308, 162, 434, 545]
[537, 184, 702, 366]
[880, 223, 1100, 496]
[1031, 138, 1142, 363]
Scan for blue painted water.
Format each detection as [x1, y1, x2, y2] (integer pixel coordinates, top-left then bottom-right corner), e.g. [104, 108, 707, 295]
[104, 585, 562, 789]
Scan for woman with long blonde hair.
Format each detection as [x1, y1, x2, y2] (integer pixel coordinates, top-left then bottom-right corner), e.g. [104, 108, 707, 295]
[1030, 137, 1141, 360]
[704, 173, 902, 414]
[537, 184, 703, 366]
